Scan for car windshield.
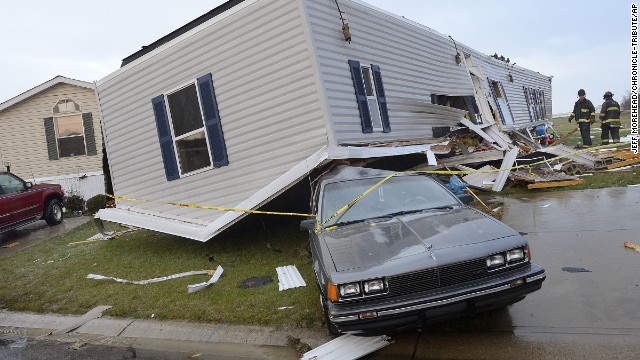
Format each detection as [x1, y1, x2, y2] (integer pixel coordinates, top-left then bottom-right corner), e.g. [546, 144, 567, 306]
[320, 175, 460, 227]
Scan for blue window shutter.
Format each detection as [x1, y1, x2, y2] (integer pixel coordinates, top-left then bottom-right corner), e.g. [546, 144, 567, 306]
[43, 117, 59, 160]
[348, 60, 373, 133]
[371, 64, 391, 133]
[463, 96, 478, 125]
[151, 95, 179, 181]
[197, 73, 228, 168]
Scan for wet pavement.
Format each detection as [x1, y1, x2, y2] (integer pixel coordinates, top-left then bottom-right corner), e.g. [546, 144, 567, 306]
[0, 216, 90, 258]
[370, 186, 640, 359]
[1, 188, 640, 359]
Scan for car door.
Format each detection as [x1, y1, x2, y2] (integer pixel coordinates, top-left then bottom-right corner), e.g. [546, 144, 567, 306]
[0, 181, 11, 228]
[0, 173, 41, 225]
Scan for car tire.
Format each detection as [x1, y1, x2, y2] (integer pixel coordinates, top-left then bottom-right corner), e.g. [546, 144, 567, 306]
[45, 199, 64, 226]
[321, 295, 341, 336]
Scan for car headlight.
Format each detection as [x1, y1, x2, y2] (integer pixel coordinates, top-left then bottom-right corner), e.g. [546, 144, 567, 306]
[486, 254, 505, 268]
[507, 248, 525, 263]
[339, 283, 361, 297]
[363, 279, 385, 294]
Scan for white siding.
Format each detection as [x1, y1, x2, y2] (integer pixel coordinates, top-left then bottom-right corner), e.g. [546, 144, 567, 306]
[0, 83, 104, 194]
[96, 0, 328, 223]
[461, 46, 552, 130]
[303, 0, 475, 145]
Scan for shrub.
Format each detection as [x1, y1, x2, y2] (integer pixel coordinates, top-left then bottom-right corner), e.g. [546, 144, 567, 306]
[86, 194, 107, 215]
[64, 194, 85, 213]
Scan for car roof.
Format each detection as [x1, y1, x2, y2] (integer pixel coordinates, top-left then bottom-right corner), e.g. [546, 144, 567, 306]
[319, 165, 396, 185]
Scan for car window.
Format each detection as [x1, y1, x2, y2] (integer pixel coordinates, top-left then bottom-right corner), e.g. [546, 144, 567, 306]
[0, 173, 26, 195]
[320, 175, 459, 226]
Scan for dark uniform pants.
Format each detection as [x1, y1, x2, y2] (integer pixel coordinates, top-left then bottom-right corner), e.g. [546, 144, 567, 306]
[601, 123, 620, 144]
[578, 122, 592, 146]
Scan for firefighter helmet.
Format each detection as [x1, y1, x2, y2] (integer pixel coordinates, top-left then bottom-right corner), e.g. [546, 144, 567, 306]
[603, 91, 613, 98]
[577, 89, 586, 96]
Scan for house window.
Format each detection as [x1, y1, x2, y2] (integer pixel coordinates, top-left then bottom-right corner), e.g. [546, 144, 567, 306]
[348, 60, 390, 133]
[491, 81, 503, 98]
[152, 73, 228, 181]
[523, 87, 547, 121]
[43, 99, 97, 160]
[166, 84, 212, 175]
[56, 114, 86, 157]
[361, 66, 383, 131]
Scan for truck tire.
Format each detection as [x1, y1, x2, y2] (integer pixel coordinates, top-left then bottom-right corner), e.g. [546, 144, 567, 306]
[45, 199, 64, 226]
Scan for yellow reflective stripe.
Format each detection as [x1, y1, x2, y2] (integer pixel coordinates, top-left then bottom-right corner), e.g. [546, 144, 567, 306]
[607, 107, 620, 112]
[580, 109, 591, 112]
[577, 119, 591, 122]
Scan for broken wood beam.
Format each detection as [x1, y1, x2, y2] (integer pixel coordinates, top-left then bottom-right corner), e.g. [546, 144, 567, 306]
[553, 127, 578, 145]
[607, 157, 640, 170]
[527, 179, 584, 189]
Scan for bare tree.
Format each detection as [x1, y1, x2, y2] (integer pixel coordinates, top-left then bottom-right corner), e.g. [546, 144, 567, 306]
[620, 90, 631, 110]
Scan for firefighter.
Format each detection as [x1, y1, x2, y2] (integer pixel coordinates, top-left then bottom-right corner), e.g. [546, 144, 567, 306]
[567, 89, 596, 147]
[599, 91, 621, 145]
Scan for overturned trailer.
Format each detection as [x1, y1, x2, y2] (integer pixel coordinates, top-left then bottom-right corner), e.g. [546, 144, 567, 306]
[95, 0, 552, 241]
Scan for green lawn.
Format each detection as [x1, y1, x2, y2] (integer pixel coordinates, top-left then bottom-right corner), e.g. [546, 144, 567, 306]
[0, 219, 323, 328]
[550, 110, 632, 148]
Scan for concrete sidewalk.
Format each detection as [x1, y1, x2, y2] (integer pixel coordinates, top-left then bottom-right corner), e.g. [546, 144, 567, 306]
[0, 310, 334, 359]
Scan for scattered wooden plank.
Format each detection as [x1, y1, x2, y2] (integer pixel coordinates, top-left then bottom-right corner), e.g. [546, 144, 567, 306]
[624, 242, 640, 252]
[607, 157, 640, 170]
[553, 127, 578, 145]
[527, 179, 584, 189]
[614, 150, 640, 161]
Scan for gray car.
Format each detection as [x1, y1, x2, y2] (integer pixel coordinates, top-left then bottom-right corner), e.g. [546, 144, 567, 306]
[300, 166, 546, 334]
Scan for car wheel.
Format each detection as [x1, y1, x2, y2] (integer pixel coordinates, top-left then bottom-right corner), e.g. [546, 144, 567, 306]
[45, 199, 64, 226]
[321, 295, 341, 336]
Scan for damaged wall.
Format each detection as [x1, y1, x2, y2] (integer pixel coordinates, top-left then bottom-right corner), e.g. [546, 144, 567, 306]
[461, 45, 552, 131]
[303, 0, 475, 145]
[96, 0, 328, 224]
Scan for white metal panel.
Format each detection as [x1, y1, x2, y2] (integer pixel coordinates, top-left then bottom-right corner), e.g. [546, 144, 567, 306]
[32, 172, 105, 200]
[301, 334, 393, 360]
[303, 0, 475, 145]
[96, 0, 329, 227]
[276, 265, 306, 291]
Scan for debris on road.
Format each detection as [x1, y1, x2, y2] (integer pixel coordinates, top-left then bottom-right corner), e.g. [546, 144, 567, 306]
[562, 267, 592, 273]
[623, 242, 640, 252]
[300, 333, 393, 360]
[51, 305, 112, 335]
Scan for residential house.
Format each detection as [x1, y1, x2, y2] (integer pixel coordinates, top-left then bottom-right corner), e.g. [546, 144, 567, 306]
[94, 0, 552, 241]
[0, 76, 105, 200]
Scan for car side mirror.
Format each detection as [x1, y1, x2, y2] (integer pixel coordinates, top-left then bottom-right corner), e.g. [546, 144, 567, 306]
[25, 182, 33, 189]
[300, 219, 317, 231]
[457, 193, 474, 204]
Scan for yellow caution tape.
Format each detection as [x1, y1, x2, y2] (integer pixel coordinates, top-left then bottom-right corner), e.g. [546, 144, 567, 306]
[105, 143, 625, 234]
[105, 194, 318, 219]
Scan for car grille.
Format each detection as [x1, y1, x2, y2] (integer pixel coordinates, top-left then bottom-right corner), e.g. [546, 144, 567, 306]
[387, 258, 521, 297]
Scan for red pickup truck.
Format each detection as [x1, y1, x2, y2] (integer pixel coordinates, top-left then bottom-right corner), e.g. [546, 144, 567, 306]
[0, 171, 65, 233]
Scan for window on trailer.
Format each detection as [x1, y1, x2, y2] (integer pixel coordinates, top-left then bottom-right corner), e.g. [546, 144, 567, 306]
[166, 84, 212, 175]
[361, 66, 383, 131]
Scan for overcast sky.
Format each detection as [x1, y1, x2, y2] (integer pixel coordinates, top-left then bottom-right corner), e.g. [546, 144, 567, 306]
[0, 0, 630, 114]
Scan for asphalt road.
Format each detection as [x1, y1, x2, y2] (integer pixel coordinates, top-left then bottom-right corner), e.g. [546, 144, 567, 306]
[369, 186, 640, 359]
[1, 187, 640, 359]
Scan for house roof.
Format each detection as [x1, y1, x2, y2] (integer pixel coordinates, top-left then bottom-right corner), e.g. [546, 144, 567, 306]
[120, 0, 246, 67]
[0, 75, 94, 113]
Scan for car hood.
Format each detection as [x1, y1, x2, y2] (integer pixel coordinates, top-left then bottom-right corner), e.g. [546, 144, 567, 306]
[31, 183, 62, 191]
[321, 207, 518, 272]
